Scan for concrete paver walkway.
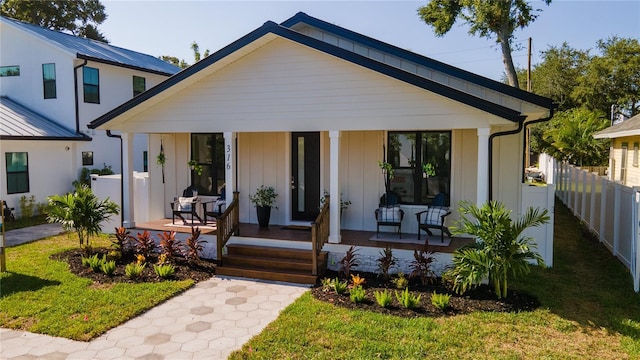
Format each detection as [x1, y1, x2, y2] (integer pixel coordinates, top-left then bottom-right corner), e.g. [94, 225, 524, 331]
[1, 276, 308, 359]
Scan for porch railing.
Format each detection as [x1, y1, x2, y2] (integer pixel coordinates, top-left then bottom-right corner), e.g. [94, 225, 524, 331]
[216, 191, 240, 266]
[311, 195, 330, 276]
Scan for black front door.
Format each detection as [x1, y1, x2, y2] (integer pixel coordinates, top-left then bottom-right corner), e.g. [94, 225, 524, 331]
[291, 132, 320, 221]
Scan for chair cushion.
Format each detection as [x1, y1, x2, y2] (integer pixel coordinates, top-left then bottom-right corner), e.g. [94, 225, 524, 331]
[178, 197, 196, 211]
[423, 207, 448, 226]
[377, 206, 402, 223]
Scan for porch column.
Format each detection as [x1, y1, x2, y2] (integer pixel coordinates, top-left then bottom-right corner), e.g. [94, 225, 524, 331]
[477, 127, 490, 206]
[122, 132, 135, 228]
[329, 130, 341, 243]
[224, 132, 237, 201]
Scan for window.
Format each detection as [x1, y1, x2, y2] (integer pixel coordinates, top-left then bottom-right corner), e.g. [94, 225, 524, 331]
[633, 142, 638, 167]
[83, 66, 100, 103]
[0, 65, 20, 77]
[191, 133, 225, 196]
[387, 131, 451, 206]
[621, 142, 628, 184]
[133, 76, 145, 97]
[82, 151, 94, 166]
[6, 152, 29, 194]
[143, 151, 148, 172]
[42, 63, 56, 99]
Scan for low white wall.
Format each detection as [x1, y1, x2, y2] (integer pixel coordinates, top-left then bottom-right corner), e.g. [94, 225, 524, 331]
[520, 184, 555, 267]
[91, 172, 149, 233]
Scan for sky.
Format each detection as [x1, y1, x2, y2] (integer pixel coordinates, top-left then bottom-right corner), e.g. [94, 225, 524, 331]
[100, 1, 640, 82]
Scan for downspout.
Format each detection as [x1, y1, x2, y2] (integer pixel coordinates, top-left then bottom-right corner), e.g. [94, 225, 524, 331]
[521, 109, 555, 183]
[106, 130, 124, 226]
[488, 119, 525, 201]
[73, 59, 88, 134]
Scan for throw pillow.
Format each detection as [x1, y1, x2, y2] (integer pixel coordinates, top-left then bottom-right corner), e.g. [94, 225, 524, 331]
[423, 207, 448, 226]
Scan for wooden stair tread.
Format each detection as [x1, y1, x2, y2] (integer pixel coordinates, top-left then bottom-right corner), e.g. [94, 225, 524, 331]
[215, 266, 319, 284]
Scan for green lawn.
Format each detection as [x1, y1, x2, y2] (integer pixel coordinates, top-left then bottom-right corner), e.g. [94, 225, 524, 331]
[229, 201, 640, 359]
[0, 234, 194, 341]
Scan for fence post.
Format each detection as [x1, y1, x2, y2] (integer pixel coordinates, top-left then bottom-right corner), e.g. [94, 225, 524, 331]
[613, 183, 621, 256]
[599, 178, 607, 243]
[581, 170, 587, 221]
[589, 173, 596, 232]
[633, 188, 640, 292]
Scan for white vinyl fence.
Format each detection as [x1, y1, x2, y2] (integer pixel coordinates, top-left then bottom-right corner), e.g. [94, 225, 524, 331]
[540, 153, 640, 292]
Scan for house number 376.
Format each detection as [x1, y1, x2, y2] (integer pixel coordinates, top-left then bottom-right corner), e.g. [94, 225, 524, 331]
[226, 145, 231, 170]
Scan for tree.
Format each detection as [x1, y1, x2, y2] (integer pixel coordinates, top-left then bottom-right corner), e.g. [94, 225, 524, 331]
[160, 41, 209, 69]
[0, 0, 109, 42]
[47, 185, 119, 252]
[418, 0, 551, 88]
[447, 201, 549, 299]
[541, 108, 610, 166]
[573, 37, 640, 117]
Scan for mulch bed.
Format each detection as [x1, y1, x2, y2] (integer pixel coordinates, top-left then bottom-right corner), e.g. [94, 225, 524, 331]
[52, 248, 217, 284]
[311, 270, 540, 318]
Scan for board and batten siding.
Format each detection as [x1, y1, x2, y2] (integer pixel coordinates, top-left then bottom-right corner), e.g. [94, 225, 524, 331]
[116, 37, 513, 134]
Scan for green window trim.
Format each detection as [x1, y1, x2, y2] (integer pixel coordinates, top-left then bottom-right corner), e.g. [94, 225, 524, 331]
[42, 63, 57, 99]
[83, 66, 100, 103]
[6, 152, 29, 194]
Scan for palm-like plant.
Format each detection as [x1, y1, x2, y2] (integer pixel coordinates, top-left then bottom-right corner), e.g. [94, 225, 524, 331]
[446, 200, 549, 299]
[47, 185, 119, 251]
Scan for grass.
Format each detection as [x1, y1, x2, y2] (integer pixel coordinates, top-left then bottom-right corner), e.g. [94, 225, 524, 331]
[229, 200, 640, 359]
[3, 214, 49, 231]
[0, 234, 194, 341]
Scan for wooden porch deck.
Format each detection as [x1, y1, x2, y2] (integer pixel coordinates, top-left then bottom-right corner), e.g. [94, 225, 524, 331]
[134, 218, 472, 254]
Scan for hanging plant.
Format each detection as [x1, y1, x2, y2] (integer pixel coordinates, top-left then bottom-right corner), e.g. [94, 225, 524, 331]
[422, 163, 436, 178]
[157, 138, 165, 183]
[188, 160, 203, 176]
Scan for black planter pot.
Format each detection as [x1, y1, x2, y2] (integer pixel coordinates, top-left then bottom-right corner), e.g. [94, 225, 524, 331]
[256, 206, 272, 228]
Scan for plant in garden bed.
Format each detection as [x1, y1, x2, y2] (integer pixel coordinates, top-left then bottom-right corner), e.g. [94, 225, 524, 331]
[182, 227, 206, 262]
[410, 249, 436, 285]
[339, 246, 360, 278]
[82, 254, 104, 272]
[154, 264, 176, 279]
[374, 289, 393, 308]
[158, 230, 180, 261]
[392, 272, 409, 289]
[377, 246, 397, 280]
[396, 288, 421, 309]
[447, 200, 549, 299]
[332, 278, 349, 295]
[350, 273, 366, 288]
[349, 286, 366, 303]
[100, 259, 116, 276]
[431, 292, 451, 311]
[134, 230, 156, 258]
[112, 227, 133, 256]
[125, 262, 146, 279]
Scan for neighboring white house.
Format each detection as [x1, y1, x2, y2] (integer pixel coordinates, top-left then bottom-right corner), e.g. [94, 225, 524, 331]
[89, 12, 556, 243]
[0, 16, 180, 212]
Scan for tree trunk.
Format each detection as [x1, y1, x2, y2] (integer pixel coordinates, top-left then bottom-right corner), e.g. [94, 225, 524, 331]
[498, 31, 520, 89]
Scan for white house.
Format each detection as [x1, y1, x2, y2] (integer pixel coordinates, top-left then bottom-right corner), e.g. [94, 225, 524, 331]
[88, 13, 556, 282]
[0, 16, 180, 212]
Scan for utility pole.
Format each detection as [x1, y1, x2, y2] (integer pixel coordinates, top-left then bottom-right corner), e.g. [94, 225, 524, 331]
[1, 200, 5, 272]
[527, 37, 532, 92]
[525, 37, 533, 169]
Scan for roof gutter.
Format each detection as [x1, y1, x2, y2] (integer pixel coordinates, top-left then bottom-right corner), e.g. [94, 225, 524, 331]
[73, 59, 88, 134]
[76, 54, 176, 77]
[106, 130, 124, 227]
[521, 109, 555, 183]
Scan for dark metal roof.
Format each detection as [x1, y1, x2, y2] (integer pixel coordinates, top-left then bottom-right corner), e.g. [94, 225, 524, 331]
[594, 113, 640, 138]
[0, 96, 90, 140]
[89, 14, 555, 129]
[1, 16, 180, 76]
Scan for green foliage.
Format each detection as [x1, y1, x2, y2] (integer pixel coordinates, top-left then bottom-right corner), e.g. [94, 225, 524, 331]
[157, 230, 180, 261]
[376, 245, 397, 280]
[320, 277, 333, 292]
[187, 160, 203, 176]
[181, 227, 206, 262]
[133, 230, 156, 258]
[106, 250, 121, 262]
[47, 185, 119, 250]
[431, 292, 451, 311]
[392, 272, 409, 289]
[111, 227, 132, 254]
[418, 0, 551, 88]
[447, 200, 549, 299]
[73, 164, 115, 189]
[349, 285, 366, 303]
[0, 0, 109, 42]
[339, 246, 360, 279]
[332, 278, 349, 295]
[395, 288, 421, 309]
[373, 289, 393, 308]
[35, 202, 49, 216]
[124, 262, 146, 279]
[410, 249, 436, 285]
[19, 195, 35, 218]
[82, 254, 104, 272]
[153, 264, 175, 279]
[100, 259, 116, 276]
[248, 185, 278, 208]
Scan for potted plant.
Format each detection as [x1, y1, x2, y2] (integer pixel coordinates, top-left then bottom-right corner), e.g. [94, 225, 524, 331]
[249, 185, 278, 227]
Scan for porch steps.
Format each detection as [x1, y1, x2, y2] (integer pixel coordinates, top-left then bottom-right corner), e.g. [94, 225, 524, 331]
[215, 244, 328, 284]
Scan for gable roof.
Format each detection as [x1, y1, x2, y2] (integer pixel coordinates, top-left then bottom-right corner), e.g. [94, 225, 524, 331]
[0, 96, 90, 140]
[89, 13, 555, 130]
[1, 16, 180, 76]
[593, 113, 640, 139]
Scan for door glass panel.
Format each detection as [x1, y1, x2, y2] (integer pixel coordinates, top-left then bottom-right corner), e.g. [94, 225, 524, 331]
[298, 137, 305, 211]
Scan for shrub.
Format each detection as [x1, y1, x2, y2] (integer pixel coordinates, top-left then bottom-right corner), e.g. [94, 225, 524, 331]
[349, 286, 366, 303]
[447, 200, 549, 299]
[101, 260, 117, 276]
[19, 195, 35, 219]
[154, 264, 175, 279]
[339, 246, 359, 278]
[350, 273, 366, 288]
[410, 249, 436, 285]
[36, 202, 49, 216]
[320, 277, 333, 292]
[134, 230, 156, 258]
[83, 254, 104, 272]
[125, 262, 146, 279]
[396, 288, 421, 309]
[392, 272, 409, 289]
[112, 227, 133, 254]
[158, 230, 181, 261]
[182, 227, 206, 262]
[332, 278, 349, 295]
[374, 289, 393, 308]
[431, 292, 451, 311]
[377, 245, 397, 280]
[107, 250, 121, 262]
